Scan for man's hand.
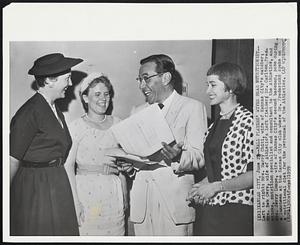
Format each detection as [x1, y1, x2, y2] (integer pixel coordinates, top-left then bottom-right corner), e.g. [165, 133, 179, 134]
[161, 141, 184, 165]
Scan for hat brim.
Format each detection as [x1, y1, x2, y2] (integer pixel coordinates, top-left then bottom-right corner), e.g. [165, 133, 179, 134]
[28, 57, 83, 76]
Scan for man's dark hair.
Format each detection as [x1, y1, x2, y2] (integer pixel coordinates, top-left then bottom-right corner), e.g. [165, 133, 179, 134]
[140, 54, 176, 86]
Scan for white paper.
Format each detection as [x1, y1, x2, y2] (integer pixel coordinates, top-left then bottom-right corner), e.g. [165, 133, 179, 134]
[111, 104, 175, 157]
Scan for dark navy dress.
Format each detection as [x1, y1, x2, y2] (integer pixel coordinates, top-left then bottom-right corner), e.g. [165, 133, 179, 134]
[10, 93, 79, 236]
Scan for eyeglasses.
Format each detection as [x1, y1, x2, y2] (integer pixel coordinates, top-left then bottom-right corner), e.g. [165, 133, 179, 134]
[136, 73, 164, 84]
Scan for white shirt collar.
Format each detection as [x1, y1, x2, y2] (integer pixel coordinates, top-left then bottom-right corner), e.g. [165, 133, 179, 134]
[158, 90, 177, 115]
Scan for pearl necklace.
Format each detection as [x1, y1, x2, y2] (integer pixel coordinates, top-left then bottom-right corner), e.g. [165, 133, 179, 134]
[85, 114, 107, 124]
[220, 103, 240, 117]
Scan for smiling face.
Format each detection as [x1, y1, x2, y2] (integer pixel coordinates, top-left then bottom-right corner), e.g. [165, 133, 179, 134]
[206, 74, 231, 106]
[84, 82, 110, 116]
[51, 72, 72, 100]
[138, 61, 165, 104]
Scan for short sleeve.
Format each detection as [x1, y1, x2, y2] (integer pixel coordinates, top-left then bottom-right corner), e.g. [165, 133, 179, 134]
[68, 119, 85, 143]
[10, 108, 38, 160]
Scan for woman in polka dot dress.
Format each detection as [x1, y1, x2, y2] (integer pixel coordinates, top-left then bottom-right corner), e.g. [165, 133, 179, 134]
[187, 62, 254, 235]
[65, 73, 127, 235]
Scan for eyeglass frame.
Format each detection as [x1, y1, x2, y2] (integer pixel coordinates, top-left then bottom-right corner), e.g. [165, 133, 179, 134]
[136, 72, 165, 84]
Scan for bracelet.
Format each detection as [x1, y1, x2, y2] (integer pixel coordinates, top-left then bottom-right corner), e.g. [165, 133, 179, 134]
[219, 181, 225, 192]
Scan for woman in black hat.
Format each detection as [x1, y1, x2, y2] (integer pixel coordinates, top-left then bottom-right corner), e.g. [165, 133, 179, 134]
[10, 53, 83, 235]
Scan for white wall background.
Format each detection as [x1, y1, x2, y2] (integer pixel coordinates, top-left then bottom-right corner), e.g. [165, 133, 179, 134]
[10, 41, 212, 124]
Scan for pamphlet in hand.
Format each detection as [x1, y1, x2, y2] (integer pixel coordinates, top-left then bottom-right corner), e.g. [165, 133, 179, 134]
[108, 153, 167, 171]
[110, 103, 175, 157]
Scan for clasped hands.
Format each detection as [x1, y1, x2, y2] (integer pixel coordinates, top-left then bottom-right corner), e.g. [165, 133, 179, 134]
[186, 179, 221, 205]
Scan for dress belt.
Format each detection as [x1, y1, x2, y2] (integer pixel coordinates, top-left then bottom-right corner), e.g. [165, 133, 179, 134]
[21, 158, 64, 168]
[77, 164, 113, 175]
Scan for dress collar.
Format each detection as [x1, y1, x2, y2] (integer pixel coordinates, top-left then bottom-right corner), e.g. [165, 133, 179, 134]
[37, 90, 55, 109]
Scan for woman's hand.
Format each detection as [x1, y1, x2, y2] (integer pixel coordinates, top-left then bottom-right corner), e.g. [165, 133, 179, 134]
[103, 155, 119, 175]
[187, 180, 220, 205]
[103, 147, 136, 176]
[76, 201, 85, 226]
[10, 156, 20, 184]
[117, 162, 134, 173]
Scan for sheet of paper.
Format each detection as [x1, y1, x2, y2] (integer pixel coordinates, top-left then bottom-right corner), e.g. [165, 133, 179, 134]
[110, 104, 175, 157]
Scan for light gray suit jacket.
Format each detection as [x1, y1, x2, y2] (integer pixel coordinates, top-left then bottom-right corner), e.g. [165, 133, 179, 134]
[130, 91, 207, 224]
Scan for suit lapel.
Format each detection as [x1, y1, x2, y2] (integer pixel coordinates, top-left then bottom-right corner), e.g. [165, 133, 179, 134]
[164, 92, 182, 127]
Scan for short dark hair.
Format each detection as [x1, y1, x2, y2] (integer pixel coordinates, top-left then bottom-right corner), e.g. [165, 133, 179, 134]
[207, 62, 247, 95]
[80, 75, 114, 113]
[34, 75, 57, 88]
[140, 54, 176, 86]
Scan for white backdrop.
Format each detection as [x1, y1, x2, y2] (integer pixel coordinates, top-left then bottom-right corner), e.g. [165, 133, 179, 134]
[9, 40, 212, 123]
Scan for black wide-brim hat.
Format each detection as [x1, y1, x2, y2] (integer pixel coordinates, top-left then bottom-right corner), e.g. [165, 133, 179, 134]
[28, 53, 83, 76]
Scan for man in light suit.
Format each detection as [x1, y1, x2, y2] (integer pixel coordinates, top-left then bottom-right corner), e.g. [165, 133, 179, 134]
[128, 54, 207, 235]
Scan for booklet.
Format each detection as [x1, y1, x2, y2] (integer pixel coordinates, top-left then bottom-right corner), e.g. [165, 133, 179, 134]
[107, 153, 167, 171]
[110, 103, 175, 157]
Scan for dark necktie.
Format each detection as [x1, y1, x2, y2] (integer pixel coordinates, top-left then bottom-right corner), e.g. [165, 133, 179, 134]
[158, 103, 164, 109]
